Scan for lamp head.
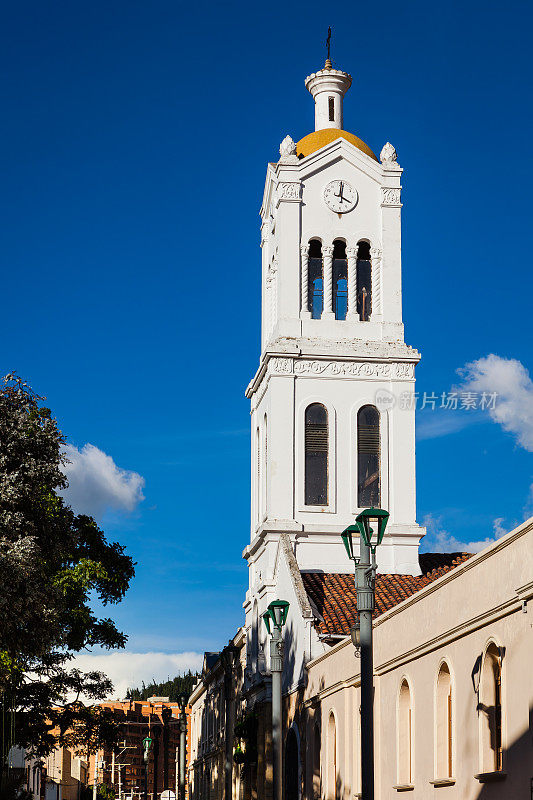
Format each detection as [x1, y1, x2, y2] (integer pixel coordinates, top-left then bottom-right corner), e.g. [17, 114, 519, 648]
[355, 507, 390, 549]
[341, 524, 359, 561]
[350, 621, 360, 648]
[142, 736, 152, 762]
[263, 599, 289, 632]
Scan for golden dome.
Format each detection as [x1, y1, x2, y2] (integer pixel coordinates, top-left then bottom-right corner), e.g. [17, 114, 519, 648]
[296, 129, 377, 161]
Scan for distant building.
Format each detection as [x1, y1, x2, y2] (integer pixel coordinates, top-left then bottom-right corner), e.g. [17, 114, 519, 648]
[89, 697, 189, 800]
[8, 744, 87, 800]
[44, 746, 88, 800]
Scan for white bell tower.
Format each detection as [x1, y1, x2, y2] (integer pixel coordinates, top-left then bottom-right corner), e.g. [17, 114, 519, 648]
[243, 58, 425, 616]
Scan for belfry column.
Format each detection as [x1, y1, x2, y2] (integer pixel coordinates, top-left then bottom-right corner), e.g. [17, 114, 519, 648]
[322, 244, 334, 319]
[346, 244, 359, 321]
[300, 244, 311, 319]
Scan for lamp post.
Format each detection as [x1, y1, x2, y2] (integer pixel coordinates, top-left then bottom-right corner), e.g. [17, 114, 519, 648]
[262, 599, 290, 800]
[342, 507, 389, 800]
[142, 736, 152, 800]
[178, 693, 188, 800]
[220, 643, 238, 800]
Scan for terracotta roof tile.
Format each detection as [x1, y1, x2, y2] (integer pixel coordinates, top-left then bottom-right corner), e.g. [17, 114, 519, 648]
[301, 552, 472, 637]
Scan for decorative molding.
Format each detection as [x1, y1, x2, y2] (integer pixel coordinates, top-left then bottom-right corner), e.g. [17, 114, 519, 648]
[296, 360, 392, 377]
[276, 182, 301, 204]
[395, 362, 414, 378]
[346, 245, 358, 317]
[381, 187, 402, 207]
[300, 244, 309, 315]
[280, 533, 314, 618]
[269, 357, 415, 379]
[270, 357, 294, 374]
[322, 245, 334, 317]
[370, 246, 383, 315]
[474, 772, 507, 784]
[266, 256, 278, 338]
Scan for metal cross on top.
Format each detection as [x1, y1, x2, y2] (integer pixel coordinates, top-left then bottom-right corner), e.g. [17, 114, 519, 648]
[326, 26, 332, 61]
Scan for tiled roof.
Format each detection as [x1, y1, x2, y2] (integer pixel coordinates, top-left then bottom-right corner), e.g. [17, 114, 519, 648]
[301, 552, 472, 637]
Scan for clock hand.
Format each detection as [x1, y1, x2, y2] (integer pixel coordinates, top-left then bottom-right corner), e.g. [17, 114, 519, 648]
[334, 185, 346, 201]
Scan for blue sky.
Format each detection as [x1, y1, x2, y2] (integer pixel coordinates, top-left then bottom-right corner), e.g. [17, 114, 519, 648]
[2, 0, 532, 682]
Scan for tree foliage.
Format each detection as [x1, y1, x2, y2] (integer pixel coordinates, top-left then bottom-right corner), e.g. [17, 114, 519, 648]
[125, 671, 198, 703]
[0, 374, 135, 763]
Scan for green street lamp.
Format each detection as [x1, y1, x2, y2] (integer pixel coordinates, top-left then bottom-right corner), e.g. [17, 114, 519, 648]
[356, 507, 390, 550]
[341, 508, 390, 559]
[341, 507, 389, 800]
[262, 599, 289, 800]
[262, 599, 290, 634]
[177, 695, 187, 800]
[142, 737, 152, 800]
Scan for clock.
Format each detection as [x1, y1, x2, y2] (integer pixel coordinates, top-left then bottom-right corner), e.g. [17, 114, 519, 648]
[323, 180, 358, 213]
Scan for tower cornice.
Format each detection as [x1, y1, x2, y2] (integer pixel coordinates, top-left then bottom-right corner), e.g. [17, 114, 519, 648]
[246, 342, 421, 400]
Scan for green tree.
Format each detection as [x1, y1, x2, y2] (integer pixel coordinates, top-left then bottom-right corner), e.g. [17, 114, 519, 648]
[0, 374, 135, 774]
[125, 671, 199, 703]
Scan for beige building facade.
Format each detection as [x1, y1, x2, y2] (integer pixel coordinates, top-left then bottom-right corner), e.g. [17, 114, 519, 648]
[304, 518, 533, 800]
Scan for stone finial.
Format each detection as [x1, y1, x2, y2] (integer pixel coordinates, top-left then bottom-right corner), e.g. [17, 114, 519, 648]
[280, 135, 297, 157]
[380, 142, 398, 166]
[279, 135, 299, 164]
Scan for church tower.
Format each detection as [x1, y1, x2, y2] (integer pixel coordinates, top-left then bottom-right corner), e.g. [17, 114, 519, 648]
[243, 57, 425, 624]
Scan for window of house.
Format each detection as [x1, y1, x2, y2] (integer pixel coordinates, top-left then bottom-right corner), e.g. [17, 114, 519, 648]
[328, 97, 335, 121]
[436, 663, 453, 778]
[333, 240, 348, 321]
[398, 679, 413, 786]
[305, 403, 328, 505]
[308, 239, 323, 319]
[479, 644, 503, 773]
[357, 405, 380, 507]
[356, 241, 372, 321]
[327, 713, 337, 800]
[313, 722, 321, 800]
[285, 728, 299, 800]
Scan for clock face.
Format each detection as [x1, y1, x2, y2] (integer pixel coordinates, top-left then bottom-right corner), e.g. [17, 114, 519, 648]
[323, 180, 358, 213]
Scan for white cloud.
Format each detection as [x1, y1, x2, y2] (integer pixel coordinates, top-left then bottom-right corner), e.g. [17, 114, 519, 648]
[71, 651, 204, 700]
[416, 412, 477, 441]
[458, 354, 533, 451]
[60, 443, 145, 519]
[421, 513, 509, 554]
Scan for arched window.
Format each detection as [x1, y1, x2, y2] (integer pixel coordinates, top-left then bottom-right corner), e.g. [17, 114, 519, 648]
[255, 426, 260, 523]
[327, 713, 337, 800]
[308, 240, 323, 320]
[479, 644, 503, 773]
[436, 663, 453, 779]
[357, 405, 380, 507]
[305, 403, 328, 506]
[356, 241, 372, 321]
[398, 679, 413, 786]
[333, 240, 348, 321]
[251, 601, 259, 673]
[285, 727, 299, 800]
[262, 414, 268, 520]
[313, 722, 321, 800]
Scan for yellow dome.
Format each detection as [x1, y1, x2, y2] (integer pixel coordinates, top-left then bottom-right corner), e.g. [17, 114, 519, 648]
[296, 129, 377, 161]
